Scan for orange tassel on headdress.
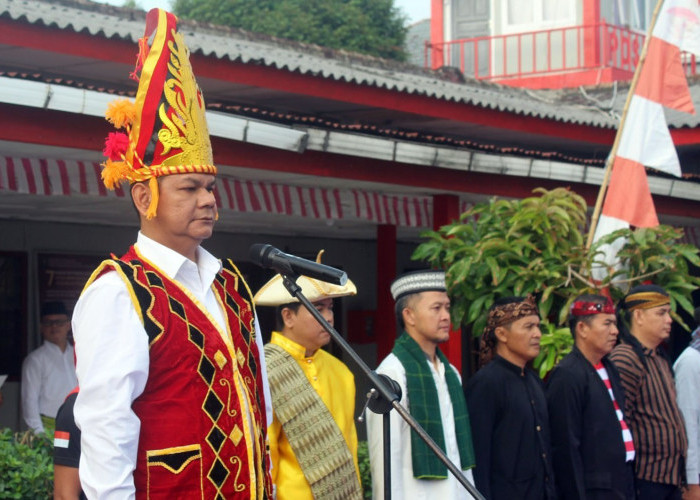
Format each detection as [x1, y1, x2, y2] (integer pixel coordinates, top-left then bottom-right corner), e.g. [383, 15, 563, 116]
[130, 36, 150, 82]
[105, 99, 137, 129]
[145, 175, 160, 220]
[101, 159, 132, 189]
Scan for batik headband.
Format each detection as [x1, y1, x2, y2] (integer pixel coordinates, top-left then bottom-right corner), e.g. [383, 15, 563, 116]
[485, 295, 539, 335]
[570, 298, 615, 316]
[624, 291, 670, 311]
[479, 295, 539, 367]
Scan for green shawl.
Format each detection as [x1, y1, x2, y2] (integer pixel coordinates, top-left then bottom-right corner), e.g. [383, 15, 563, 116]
[392, 332, 475, 479]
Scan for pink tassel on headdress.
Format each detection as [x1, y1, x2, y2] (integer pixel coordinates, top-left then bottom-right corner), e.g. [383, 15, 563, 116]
[103, 132, 130, 161]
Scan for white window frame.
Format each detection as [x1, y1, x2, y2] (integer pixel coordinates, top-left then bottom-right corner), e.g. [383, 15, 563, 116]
[500, 0, 578, 34]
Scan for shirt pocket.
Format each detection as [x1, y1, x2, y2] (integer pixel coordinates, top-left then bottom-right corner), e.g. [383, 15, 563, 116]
[146, 444, 204, 499]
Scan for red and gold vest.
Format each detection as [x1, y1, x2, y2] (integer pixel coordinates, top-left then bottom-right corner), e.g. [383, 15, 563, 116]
[92, 247, 272, 499]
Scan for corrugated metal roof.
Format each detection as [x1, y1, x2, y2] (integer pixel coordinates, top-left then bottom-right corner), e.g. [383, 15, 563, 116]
[1, 0, 145, 40]
[0, 0, 621, 129]
[553, 78, 700, 129]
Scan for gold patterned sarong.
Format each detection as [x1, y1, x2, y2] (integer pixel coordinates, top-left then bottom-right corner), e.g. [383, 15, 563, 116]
[265, 343, 362, 500]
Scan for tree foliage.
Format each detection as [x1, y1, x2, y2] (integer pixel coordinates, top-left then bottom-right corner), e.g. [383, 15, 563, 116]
[413, 187, 700, 377]
[172, 0, 409, 61]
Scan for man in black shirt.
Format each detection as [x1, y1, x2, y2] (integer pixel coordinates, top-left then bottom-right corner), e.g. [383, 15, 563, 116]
[53, 388, 86, 500]
[466, 296, 556, 500]
[546, 294, 635, 499]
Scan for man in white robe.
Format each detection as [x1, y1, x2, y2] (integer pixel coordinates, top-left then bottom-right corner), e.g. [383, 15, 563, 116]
[366, 270, 476, 500]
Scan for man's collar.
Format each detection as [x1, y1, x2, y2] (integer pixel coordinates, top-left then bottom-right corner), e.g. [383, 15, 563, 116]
[494, 354, 528, 375]
[271, 331, 317, 359]
[621, 335, 657, 356]
[43, 340, 70, 353]
[135, 231, 221, 279]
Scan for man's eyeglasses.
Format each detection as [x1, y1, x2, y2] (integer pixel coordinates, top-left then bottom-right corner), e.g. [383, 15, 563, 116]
[41, 319, 70, 327]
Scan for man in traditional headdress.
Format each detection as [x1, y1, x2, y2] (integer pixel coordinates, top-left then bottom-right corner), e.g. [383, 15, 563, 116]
[674, 306, 700, 500]
[466, 296, 556, 500]
[253, 251, 363, 500]
[366, 270, 476, 500]
[71, 9, 271, 499]
[546, 294, 635, 499]
[610, 285, 687, 500]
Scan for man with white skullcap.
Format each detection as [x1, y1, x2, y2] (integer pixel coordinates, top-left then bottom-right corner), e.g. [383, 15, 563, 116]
[366, 270, 475, 500]
[253, 250, 363, 500]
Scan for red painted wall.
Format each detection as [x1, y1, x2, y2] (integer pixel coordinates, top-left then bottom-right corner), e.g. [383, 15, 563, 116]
[432, 194, 463, 372]
[430, 0, 444, 69]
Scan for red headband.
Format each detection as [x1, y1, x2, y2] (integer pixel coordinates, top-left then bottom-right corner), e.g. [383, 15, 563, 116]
[570, 298, 615, 317]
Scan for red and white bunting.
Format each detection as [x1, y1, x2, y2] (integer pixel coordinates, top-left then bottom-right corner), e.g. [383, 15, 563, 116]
[216, 178, 345, 220]
[351, 189, 432, 227]
[0, 157, 434, 228]
[0, 157, 125, 198]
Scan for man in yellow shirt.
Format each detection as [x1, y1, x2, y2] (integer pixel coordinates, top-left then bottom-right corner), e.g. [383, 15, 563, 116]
[254, 251, 363, 500]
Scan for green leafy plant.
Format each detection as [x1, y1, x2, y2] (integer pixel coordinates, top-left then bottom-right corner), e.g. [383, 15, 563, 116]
[357, 440, 372, 499]
[593, 225, 700, 328]
[533, 323, 574, 378]
[0, 429, 53, 499]
[413, 187, 700, 377]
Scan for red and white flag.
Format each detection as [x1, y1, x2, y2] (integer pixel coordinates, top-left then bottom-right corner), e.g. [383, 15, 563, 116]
[54, 430, 70, 448]
[592, 0, 700, 278]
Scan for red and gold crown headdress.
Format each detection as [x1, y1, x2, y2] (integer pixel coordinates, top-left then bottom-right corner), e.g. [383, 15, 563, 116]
[101, 9, 216, 219]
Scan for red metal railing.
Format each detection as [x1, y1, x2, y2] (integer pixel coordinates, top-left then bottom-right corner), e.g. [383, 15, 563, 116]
[425, 22, 697, 85]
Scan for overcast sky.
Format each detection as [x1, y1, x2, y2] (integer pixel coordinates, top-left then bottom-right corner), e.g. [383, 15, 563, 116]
[99, 0, 431, 24]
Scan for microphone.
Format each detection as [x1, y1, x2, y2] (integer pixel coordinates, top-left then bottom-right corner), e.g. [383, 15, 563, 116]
[249, 244, 348, 286]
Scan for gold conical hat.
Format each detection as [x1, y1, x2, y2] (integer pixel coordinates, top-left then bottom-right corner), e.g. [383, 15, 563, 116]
[253, 250, 357, 306]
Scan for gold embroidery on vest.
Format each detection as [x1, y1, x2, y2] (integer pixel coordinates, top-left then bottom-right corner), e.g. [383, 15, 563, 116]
[218, 378, 239, 418]
[132, 246, 228, 348]
[229, 456, 246, 493]
[230, 425, 243, 446]
[218, 260, 270, 496]
[214, 350, 227, 370]
[236, 348, 246, 367]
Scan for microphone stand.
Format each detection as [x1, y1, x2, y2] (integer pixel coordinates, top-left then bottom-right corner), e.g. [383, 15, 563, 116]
[279, 274, 484, 500]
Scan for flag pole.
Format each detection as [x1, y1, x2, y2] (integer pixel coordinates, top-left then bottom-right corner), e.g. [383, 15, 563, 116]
[585, 0, 667, 250]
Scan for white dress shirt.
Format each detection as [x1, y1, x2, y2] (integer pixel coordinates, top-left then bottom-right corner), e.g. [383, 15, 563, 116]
[21, 341, 77, 433]
[675, 346, 700, 484]
[366, 353, 475, 500]
[73, 232, 270, 500]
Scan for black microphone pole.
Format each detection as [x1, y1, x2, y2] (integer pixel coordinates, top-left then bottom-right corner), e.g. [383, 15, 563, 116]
[277, 272, 484, 500]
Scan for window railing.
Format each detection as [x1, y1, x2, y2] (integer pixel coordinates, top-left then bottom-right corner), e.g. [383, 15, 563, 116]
[425, 22, 697, 85]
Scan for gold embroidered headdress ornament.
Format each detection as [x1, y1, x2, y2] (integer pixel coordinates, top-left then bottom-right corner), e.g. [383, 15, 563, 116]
[101, 8, 216, 219]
